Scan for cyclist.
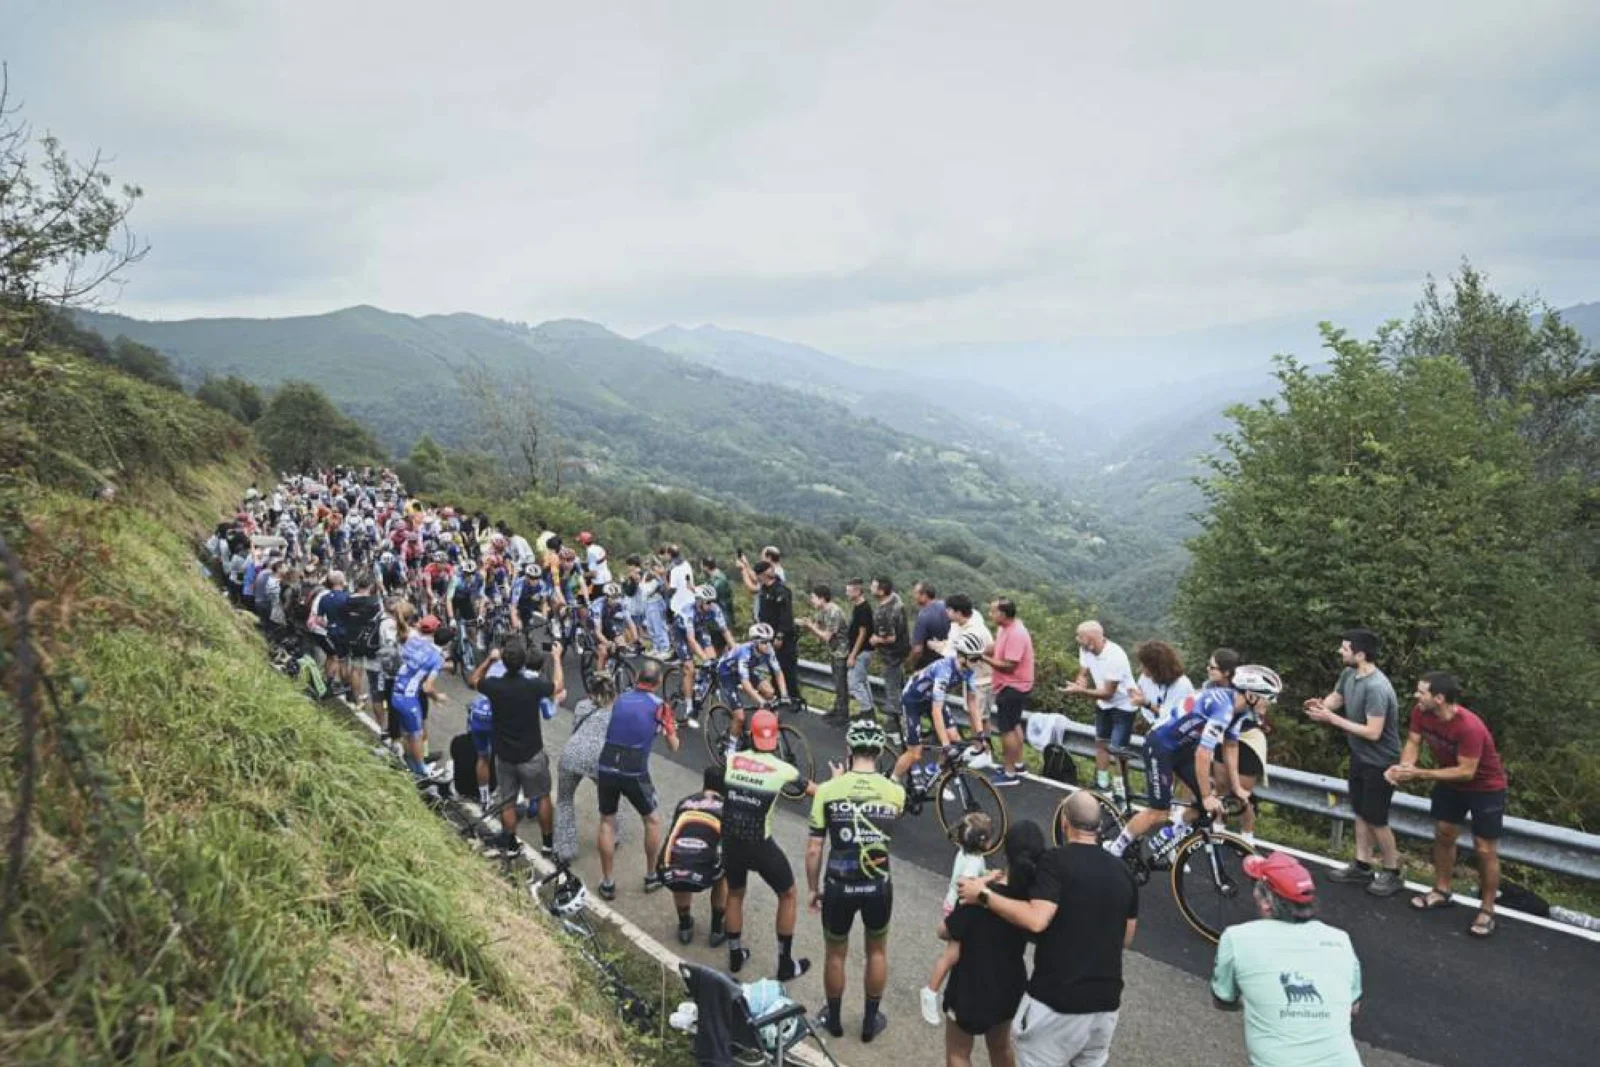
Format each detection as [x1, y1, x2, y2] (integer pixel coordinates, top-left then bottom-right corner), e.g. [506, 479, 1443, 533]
[720, 708, 814, 980]
[446, 558, 485, 669]
[675, 583, 733, 726]
[591, 581, 634, 677]
[510, 563, 545, 634]
[806, 718, 905, 1043]
[891, 629, 989, 791]
[714, 623, 791, 758]
[658, 766, 729, 946]
[1105, 659, 1282, 860]
[422, 550, 453, 615]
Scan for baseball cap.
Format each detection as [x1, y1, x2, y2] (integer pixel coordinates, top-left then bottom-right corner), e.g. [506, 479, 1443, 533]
[750, 709, 780, 752]
[1242, 852, 1315, 903]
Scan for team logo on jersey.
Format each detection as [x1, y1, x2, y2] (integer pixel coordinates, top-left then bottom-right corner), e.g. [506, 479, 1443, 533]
[1279, 972, 1324, 1004]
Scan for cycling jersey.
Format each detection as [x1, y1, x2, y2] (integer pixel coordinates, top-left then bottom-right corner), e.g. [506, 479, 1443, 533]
[722, 751, 799, 844]
[449, 574, 483, 613]
[717, 640, 780, 686]
[675, 602, 728, 647]
[903, 655, 974, 708]
[1148, 685, 1243, 756]
[392, 633, 443, 703]
[660, 792, 724, 890]
[809, 771, 905, 884]
[597, 596, 628, 639]
[599, 688, 675, 780]
[468, 661, 503, 731]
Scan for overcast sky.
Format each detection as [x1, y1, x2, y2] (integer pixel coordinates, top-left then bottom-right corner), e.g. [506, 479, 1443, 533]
[8, 1, 1600, 358]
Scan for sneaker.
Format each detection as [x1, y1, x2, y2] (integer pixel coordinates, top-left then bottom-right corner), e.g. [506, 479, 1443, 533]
[1326, 861, 1375, 885]
[919, 987, 942, 1026]
[776, 957, 811, 982]
[677, 919, 695, 945]
[966, 749, 996, 771]
[815, 1006, 844, 1039]
[989, 770, 1022, 788]
[708, 927, 727, 949]
[598, 879, 617, 901]
[862, 1012, 888, 1043]
[643, 873, 666, 894]
[1367, 869, 1405, 897]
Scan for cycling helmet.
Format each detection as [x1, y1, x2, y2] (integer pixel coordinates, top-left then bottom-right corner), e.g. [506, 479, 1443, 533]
[602, 582, 622, 597]
[694, 583, 718, 603]
[1233, 665, 1283, 700]
[747, 622, 775, 642]
[846, 717, 887, 753]
[544, 869, 589, 917]
[380, 551, 395, 564]
[577, 531, 594, 545]
[557, 547, 575, 564]
[491, 534, 508, 549]
[459, 559, 478, 574]
[523, 564, 541, 578]
[418, 614, 442, 635]
[951, 630, 987, 658]
[441, 507, 455, 518]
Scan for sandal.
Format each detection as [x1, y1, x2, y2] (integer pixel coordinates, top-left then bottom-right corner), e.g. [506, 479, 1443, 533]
[1410, 889, 1454, 910]
[1469, 913, 1497, 938]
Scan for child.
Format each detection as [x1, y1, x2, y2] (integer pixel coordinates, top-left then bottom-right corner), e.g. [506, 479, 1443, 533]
[924, 813, 992, 1025]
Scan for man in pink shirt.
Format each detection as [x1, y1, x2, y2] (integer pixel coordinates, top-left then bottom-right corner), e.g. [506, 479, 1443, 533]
[983, 597, 1035, 787]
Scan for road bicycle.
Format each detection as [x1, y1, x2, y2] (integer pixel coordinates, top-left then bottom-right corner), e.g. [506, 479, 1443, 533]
[704, 695, 815, 802]
[898, 730, 1009, 855]
[1052, 745, 1258, 942]
[533, 860, 657, 1030]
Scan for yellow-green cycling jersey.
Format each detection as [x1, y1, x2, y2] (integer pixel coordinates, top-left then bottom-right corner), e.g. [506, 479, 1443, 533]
[809, 771, 905, 884]
[722, 750, 800, 844]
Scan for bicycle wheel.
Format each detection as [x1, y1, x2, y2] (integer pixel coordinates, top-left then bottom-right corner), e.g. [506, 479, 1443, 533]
[609, 656, 635, 691]
[659, 662, 683, 702]
[775, 724, 813, 801]
[873, 733, 904, 778]
[703, 698, 736, 765]
[933, 768, 1008, 854]
[1051, 790, 1127, 848]
[1171, 830, 1259, 943]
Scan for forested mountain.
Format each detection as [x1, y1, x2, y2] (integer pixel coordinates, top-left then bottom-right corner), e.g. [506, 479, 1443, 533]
[74, 306, 1174, 626]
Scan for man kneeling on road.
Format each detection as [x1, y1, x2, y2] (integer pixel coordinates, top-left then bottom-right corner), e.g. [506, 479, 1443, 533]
[658, 766, 729, 946]
[471, 638, 563, 855]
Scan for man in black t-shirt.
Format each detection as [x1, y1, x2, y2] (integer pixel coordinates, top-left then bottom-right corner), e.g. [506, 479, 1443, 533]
[844, 579, 877, 717]
[471, 639, 564, 853]
[958, 791, 1137, 1067]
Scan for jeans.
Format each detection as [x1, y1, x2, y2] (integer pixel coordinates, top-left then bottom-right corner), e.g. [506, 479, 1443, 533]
[848, 654, 875, 714]
[877, 654, 905, 721]
[829, 656, 850, 716]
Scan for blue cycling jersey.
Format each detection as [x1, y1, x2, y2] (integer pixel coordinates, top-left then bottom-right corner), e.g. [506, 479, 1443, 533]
[674, 602, 728, 648]
[393, 634, 443, 702]
[717, 640, 779, 683]
[902, 656, 973, 706]
[1148, 685, 1242, 755]
[468, 661, 504, 729]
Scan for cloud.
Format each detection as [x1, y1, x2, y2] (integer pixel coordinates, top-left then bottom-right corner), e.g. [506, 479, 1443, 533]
[6, 1, 1599, 353]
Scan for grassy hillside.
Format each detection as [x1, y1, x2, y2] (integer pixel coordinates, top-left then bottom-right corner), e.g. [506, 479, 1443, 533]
[0, 349, 649, 1064]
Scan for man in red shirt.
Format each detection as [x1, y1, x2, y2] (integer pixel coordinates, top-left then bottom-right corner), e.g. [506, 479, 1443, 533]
[982, 597, 1035, 787]
[1385, 671, 1507, 938]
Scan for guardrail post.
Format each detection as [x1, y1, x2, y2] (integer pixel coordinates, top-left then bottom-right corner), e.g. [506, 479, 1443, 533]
[1326, 792, 1345, 854]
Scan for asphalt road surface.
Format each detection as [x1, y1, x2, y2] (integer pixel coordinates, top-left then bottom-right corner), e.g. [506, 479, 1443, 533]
[419, 646, 1597, 1067]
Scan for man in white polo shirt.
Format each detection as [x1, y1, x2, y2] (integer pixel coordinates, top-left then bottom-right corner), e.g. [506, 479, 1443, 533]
[1065, 620, 1138, 804]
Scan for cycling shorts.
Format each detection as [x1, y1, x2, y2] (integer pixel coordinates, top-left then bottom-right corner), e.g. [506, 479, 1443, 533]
[724, 838, 794, 894]
[1146, 744, 1201, 808]
[716, 670, 750, 709]
[597, 772, 658, 818]
[899, 696, 965, 747]
[661, 864, 724, 895]
[821, 880, 893, 942]
[469, 724, 493, 757]
[390, 694, 425, 737]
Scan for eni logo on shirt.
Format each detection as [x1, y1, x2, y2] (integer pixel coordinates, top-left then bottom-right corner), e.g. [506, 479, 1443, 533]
[1278, 972, 1331, 1021]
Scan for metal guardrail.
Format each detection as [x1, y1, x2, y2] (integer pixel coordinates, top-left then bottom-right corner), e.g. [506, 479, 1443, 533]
[795, 658, 1600, 882]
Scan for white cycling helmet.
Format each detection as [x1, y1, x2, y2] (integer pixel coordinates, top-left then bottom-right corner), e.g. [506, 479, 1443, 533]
[694, 584, 718, 603]
[1233, 665, 1283, 700]
[544, 869, 588, 917]
[748, 622, 775, 642]
[602, 582, 622, 597]
[951, 630, 987, 658]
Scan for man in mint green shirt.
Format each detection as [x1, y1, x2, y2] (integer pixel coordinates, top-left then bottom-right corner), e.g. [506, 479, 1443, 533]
[1211, 853, 1362, 1067]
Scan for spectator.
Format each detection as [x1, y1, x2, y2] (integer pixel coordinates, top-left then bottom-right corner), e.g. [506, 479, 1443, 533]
[1211, 852, 1363, 1067]
[701, 556, 737, 634]
[936, 820, 1047, 1067]
[596, 658, 681, 901]
[803, 583, 850, 723]
[471, 638, 563, 855]
[1128, 640, 1194, 732]
[555, 676, 616, 863]
[940, 595, 993, 727]
[868, 577, 910, 713]
[340, 572, 385, 706]
[738, 545, 787, 591]
[753, 560, 799, 702]
[844, 578, 876, 718]
[958, 791, 1137, 1067]
[1386, 671, 1508, 938]
[909, 581, 950, 670]
[983, 598, 1033, 787]
[1305, 627, 1404, 896]
[663, 542, 695, 617]
[1065, 621, 1138, 805]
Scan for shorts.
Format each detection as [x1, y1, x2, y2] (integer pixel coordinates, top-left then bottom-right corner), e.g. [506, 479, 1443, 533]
[716, 672, 748, 709]
[723, 838, 794, 894]
[1235, 741, 1265, 780]
[597, 772, 658, 818]
[327, 634, 351, 659]
[1146, 745, 1200, 808]
[821, 880, 893, 942]
[469, 724, 493, 757]
[391, 695, 424, 737]
[672, 628, 693, 662]
[1430, 785, 1506, 840]
[494, 751, 551, 810]
[995, 688, 1028, 733]
[1094, 707, 1137, 749]
[900, 697, 931, 747]
[662, 865, 724, 894]
[1348, 762, 1394, 827]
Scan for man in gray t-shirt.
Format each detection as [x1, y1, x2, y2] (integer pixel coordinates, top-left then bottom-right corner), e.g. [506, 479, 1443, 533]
[1305, 628, 1403, 895]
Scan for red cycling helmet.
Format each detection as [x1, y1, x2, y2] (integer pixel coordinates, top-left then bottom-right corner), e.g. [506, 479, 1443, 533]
[1243, 852, 1315, 904]
[417, 614, 442, 635]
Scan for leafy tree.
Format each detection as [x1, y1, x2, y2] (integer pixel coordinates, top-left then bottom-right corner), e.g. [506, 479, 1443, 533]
[195, 374, 264, 423]
[107, 335, 181, 391]
[253, 381, 384, 473]
[1178, 325, 1600, 827]
[396, 433, 449, 495]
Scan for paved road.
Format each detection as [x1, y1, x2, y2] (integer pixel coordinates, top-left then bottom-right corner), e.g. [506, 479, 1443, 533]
[422, 649, 1596, 1067]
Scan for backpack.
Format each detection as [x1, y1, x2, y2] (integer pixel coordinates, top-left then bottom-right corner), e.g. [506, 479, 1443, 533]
[345, 598, 384, 658]
[1040, 742, 1078, 785]
[377, 629, 402, 676]
[450, 732, 497, 801]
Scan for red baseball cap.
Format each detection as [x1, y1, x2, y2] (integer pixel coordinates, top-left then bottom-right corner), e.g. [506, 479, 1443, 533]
[749, 709, 780, 752]
[1243, 852, 1315, 903]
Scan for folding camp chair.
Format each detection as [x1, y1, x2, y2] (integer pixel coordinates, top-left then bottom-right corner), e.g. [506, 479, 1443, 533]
[677, 963, 841, 1067]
